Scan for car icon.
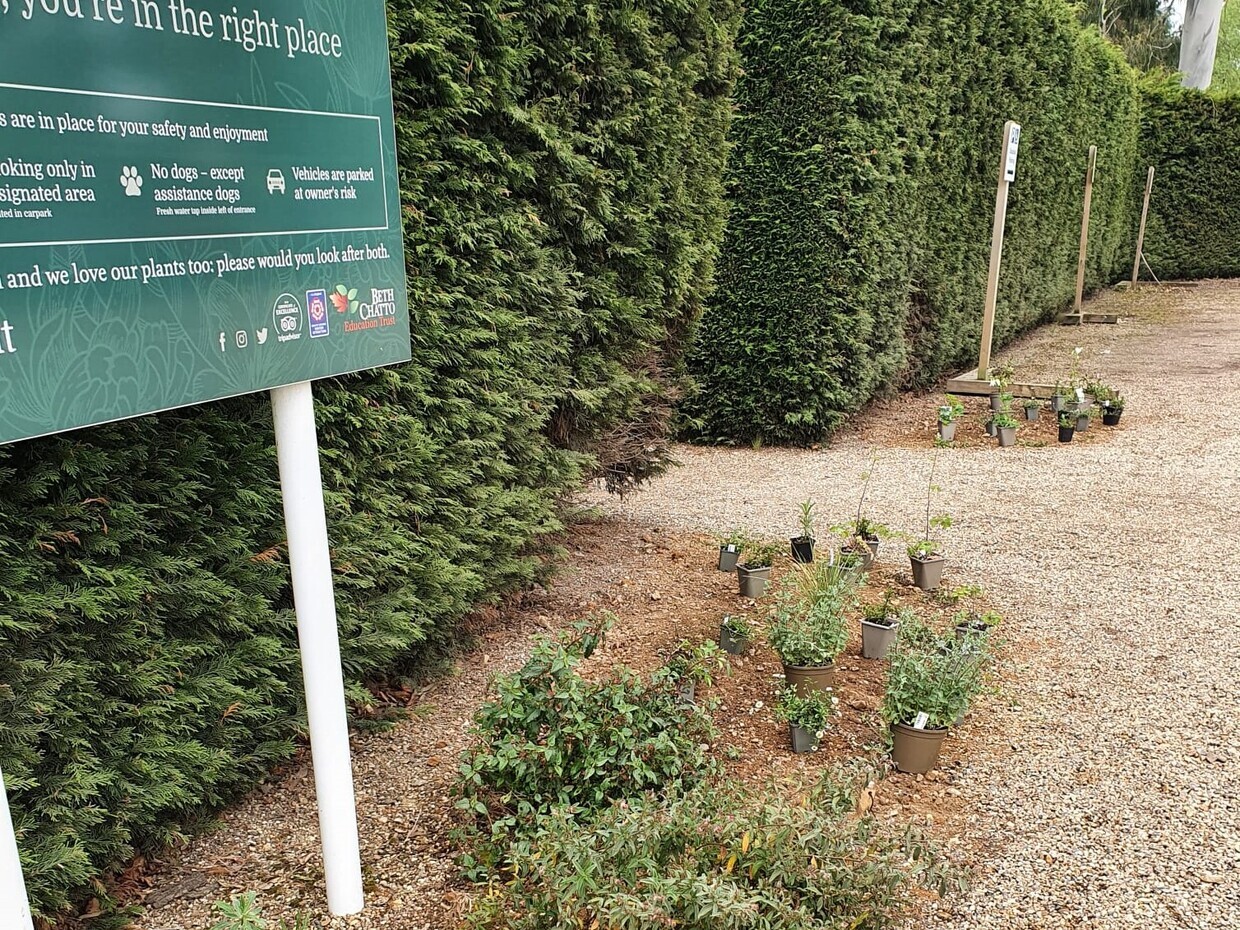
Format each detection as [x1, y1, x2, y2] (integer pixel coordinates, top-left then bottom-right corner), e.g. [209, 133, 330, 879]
[267, 169, 286, 195]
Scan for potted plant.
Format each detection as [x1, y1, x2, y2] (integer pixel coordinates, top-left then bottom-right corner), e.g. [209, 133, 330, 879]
[993, 402, 1018, 448]
[988, 362, 1015, 412]
[1102, 394, 1125, 426]
[717, 529, 748, 573]
[907, 453, 950, 592]
[768, 587, 851, 697]
[881, 636, 986, 773]
[1022, 398, 1040, 422]
[1050, 382, 1070, 414]
[665, 640, 727, 704]
[1075, 406, 1092, 433]
[860, 592, 902, 660]
[937, 395, 964, 442]
[737, 542, 781, 599]
[719, 614, 752, 655]
[1057, 412, 1075, 443]
[775, 686, 837, 754]
[954, 609, 1001, 641]
[790, 499, 816, 564]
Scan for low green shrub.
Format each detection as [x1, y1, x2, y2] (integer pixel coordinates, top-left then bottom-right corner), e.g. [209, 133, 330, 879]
[209, 893, 309, 930]
[464, 777, 956, 930]
[455, 616, 716, 877]
[882, 628, 991, 730]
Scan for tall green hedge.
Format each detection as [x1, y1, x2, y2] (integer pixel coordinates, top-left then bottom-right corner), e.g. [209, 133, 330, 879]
[684, 0, 1143, 444]
[0, 0, 739, 917]
[1139, 77, 1240, 280]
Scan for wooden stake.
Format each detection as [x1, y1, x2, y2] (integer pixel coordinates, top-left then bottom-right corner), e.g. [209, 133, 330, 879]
[1072, 146, 1097, 321]
[1132, 166, 1155, 285]
[977, 120, 1020, 380]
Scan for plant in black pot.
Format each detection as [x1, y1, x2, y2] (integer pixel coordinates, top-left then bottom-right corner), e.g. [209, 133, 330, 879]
[1102, 394, 1124, 426]
[775, 686, 837, 754]
[860, 592, 904, 660]
[1022, 398, 1040, 422]
[954, 609, 1002, 642]
[716, 528, 748, 573]
[790, 499, 816, 564]
[737, 541, 782, 599]
[768, 566, 855, 697]
[718, 614, 753, 656]
[881, 630, 988, 774]
[836, 451, 886, 568]
[938, 395, 964, 442]
[1057, 412, 1075, 443]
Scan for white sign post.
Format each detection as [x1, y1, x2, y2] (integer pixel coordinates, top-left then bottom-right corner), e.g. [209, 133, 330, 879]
[270, 381, 365, 916]
[977, 120, 1021, 380]
[1, 765, 35, 930]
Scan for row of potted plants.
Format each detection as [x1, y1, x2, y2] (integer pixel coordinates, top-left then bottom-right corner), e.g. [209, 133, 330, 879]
[937, 353, 1127, 446]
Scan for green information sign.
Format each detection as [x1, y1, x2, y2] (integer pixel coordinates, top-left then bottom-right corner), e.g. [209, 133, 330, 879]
[0, 0, 410, 445]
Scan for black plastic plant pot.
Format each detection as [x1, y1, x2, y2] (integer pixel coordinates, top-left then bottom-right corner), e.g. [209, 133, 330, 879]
[1103, 410, 1122, 427]
[717, 545, 741, 573]
[1058, 425, 1075, 443]
[790, 537, 815, 564]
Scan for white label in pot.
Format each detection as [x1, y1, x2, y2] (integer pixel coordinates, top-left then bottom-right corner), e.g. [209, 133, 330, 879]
[913, 712, 929, 730]
[725, 544, 737, 553]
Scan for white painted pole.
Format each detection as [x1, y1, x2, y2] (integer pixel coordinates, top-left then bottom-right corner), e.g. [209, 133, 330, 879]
[270, 381, 365, 917]
[1180, 0, 1226, 90]
[0, 765, 35, 930]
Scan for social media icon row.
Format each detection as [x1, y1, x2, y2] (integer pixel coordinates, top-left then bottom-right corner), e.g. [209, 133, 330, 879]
[218, 328, 271, 351]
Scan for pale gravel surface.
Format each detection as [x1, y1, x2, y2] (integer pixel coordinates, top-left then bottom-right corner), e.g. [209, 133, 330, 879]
[129, 282, 1239, 930]
[584, 281, 1240, 929]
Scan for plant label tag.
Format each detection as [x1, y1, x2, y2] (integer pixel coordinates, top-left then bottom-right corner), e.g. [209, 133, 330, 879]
[725, 544, 737, 553]
[1004, 123, 1021, 182]
[913, 712, 929, 730]
[1075, 388, 1085, 403]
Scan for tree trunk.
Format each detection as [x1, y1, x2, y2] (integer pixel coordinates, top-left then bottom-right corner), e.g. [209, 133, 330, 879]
[1180, 0, 1228, 90]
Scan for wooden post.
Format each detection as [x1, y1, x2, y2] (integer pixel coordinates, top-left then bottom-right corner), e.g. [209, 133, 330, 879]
[1132, 166, 1155, 285]
[977, 120, 1020, 380]
[1071, 146, 1097, 321]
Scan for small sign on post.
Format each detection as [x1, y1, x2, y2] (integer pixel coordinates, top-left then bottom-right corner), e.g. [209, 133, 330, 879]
[977, 121, 1021, 380]
[0, 1, 409, 921]
[1003, 123, 1022, 182]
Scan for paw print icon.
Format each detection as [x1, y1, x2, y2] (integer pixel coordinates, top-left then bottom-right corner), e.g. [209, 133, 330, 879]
[120, 166, 144, 197]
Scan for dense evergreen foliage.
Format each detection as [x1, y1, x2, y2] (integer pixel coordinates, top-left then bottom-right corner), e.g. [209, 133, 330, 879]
[0, 0, 739, 916]
[685, 0, 1144, 444]
[1139, 77, 1240, 279]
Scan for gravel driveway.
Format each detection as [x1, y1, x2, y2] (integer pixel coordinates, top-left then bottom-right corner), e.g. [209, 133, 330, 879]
[587, 281, 1240, 929]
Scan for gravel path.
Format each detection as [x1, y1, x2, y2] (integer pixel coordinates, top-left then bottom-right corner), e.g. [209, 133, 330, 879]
[585, 282, 1240, 929]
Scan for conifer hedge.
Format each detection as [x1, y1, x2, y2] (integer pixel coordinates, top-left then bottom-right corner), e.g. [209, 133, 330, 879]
[685, 0, 1143, 444]
[1139, 78, 1240, 280]
[0, 0, 739, 917]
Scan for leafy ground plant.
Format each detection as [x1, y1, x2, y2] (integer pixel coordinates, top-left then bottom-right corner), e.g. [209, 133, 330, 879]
[464, 775, 957, 930]
[210, 893, 309, 930]
[455, 614, 716, 878]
